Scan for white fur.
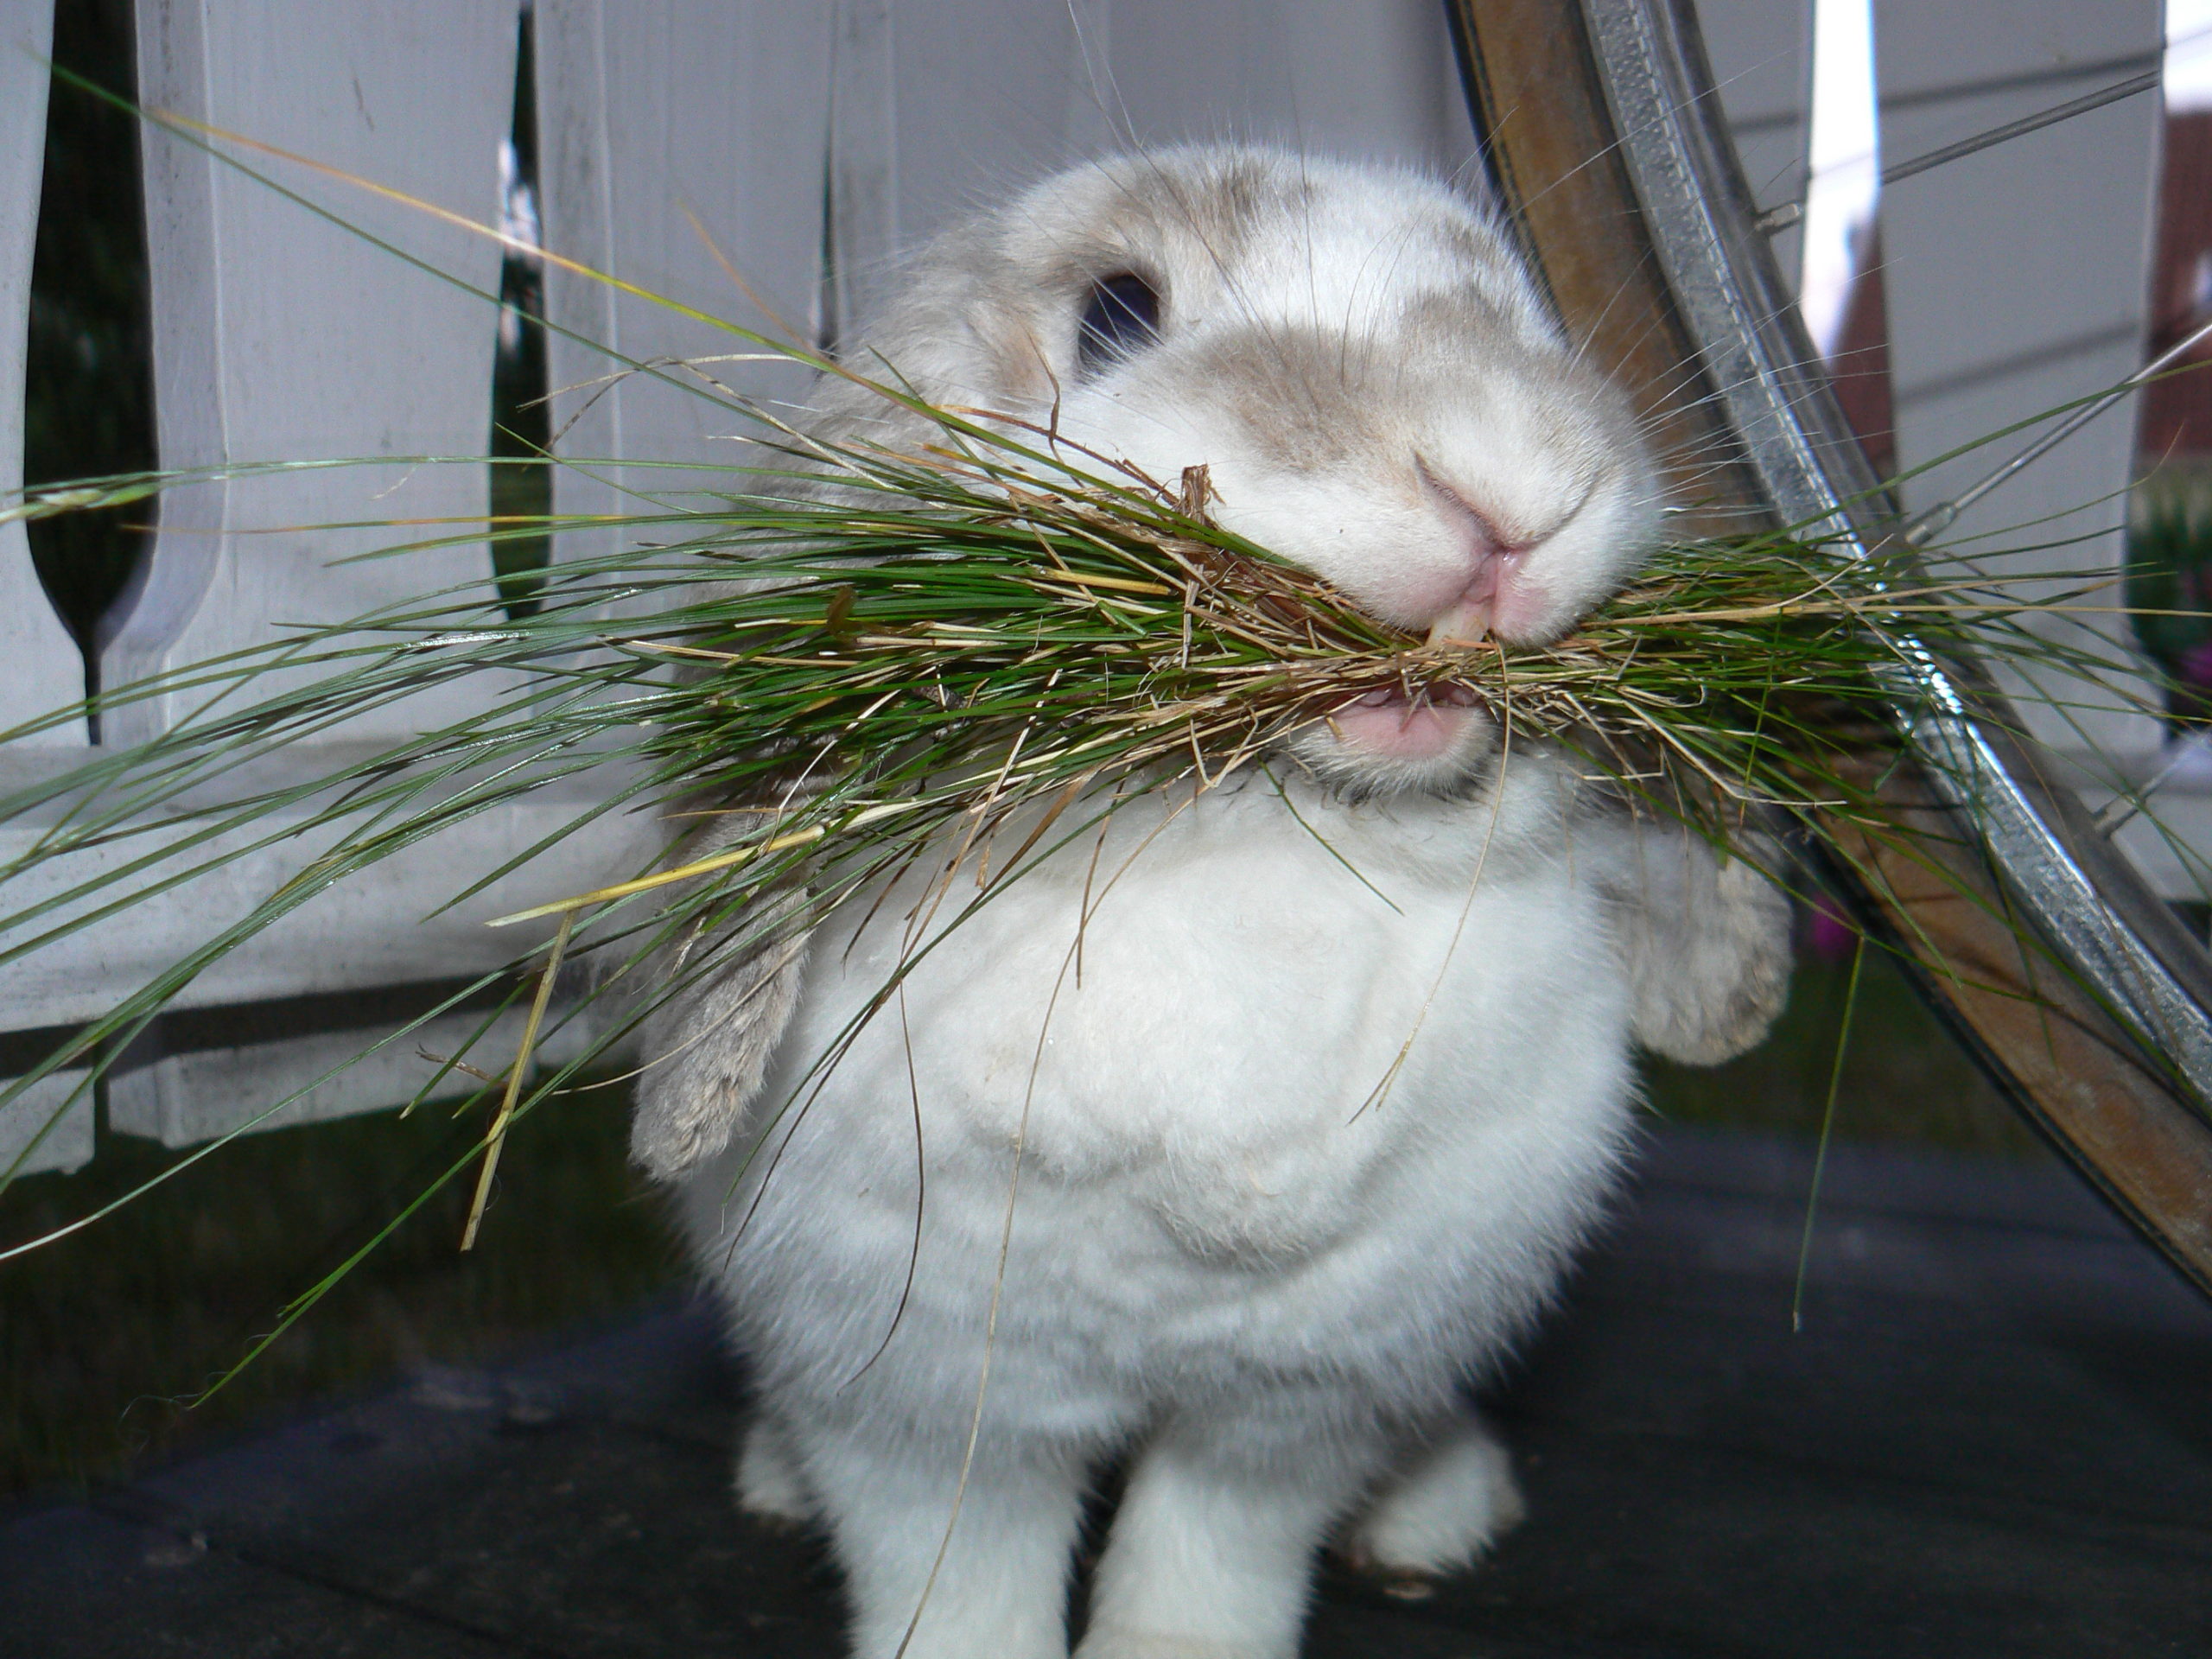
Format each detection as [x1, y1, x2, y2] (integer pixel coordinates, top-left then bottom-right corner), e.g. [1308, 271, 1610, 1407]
[648, 148, 1790, 1658]
[687, 771, 1646, 1659]
[736, 1410, 816, 1527]
[1347, 1408, 1527, 1575]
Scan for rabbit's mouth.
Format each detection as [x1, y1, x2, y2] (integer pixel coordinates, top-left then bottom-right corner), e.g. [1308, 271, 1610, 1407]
[1325, 684, 1481, 763]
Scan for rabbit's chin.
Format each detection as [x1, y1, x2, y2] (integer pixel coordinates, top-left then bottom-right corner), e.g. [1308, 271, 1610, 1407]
[1281, 687, 1501, 799]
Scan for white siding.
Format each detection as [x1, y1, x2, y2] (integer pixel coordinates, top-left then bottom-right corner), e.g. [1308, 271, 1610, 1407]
[1698, 0, 1813, 283]
[532, 0, 1478, 561]
[1074, 0, 1475, 175]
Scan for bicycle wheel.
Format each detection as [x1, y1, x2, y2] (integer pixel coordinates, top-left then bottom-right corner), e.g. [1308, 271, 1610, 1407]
[1446, 0, 2212, 1294]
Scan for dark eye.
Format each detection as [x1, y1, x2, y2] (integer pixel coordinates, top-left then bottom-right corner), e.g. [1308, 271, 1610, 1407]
[1077, 272, 1162, 374]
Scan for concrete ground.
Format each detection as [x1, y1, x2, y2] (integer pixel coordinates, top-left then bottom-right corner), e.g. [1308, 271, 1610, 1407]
[5, 1126, 2209, 1658]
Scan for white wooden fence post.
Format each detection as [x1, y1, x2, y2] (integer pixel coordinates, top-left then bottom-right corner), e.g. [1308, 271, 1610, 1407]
[3, 0, 97, 1173]
[105, 0, 519, 747]
[1048, 0, 1476, 176]
[67, 0, 652, 1146]
[826, 0, 898, 347]
[532, 0, 1478, 575]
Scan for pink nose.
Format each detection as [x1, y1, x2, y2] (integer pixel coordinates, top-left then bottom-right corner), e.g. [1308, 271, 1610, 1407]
[1417, 461, 1525, 648]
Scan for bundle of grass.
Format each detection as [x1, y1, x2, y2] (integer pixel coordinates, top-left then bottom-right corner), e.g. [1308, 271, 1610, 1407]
[0, 418, 2155, 1011]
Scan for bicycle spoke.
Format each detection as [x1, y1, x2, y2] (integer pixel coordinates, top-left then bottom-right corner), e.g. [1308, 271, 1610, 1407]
[1758, 68, 2161, 236]
[1902, 312, 2212, 548]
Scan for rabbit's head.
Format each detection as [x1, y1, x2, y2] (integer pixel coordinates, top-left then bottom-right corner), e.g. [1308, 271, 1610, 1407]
[823, 146, 1663, 795]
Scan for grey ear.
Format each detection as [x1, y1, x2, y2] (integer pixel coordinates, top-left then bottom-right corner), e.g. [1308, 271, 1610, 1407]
[1616, 832, 1793, 1066]
[630, 912, 813, 1182]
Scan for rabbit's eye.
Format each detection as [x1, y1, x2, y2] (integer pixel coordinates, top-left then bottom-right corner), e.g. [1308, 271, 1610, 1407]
[1077, 272, 1162, 373]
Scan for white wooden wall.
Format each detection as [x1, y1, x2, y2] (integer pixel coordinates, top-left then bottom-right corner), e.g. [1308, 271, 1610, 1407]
[0, 0, 2187, 1174]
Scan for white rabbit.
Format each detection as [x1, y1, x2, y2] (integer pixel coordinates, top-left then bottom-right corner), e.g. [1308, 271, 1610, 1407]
[632, 146, 1790, 1659]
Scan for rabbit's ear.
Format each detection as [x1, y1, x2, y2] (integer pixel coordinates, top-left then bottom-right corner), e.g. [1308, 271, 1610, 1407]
[632, 914, 813, 1181]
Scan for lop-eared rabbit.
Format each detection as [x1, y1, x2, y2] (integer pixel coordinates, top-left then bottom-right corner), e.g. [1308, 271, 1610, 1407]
[632, 147, 1789, 1659]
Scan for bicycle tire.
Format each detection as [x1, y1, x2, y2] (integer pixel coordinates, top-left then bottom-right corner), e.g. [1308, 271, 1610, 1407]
[1446, 0, 2212, 1295]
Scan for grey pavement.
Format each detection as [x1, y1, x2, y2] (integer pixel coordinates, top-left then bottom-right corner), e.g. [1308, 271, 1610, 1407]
[5, 1126, 2209, 1658]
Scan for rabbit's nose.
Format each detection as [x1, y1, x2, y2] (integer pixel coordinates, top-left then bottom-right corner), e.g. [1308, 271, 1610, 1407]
[1416, 460, 1528, 650]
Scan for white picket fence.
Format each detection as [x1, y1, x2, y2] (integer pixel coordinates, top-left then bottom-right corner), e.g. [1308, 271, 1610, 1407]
[0, 0, 2190, 1175]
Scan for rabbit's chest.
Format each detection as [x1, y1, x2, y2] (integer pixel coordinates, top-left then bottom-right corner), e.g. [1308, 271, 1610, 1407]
[776, 782, 1631, 1263]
